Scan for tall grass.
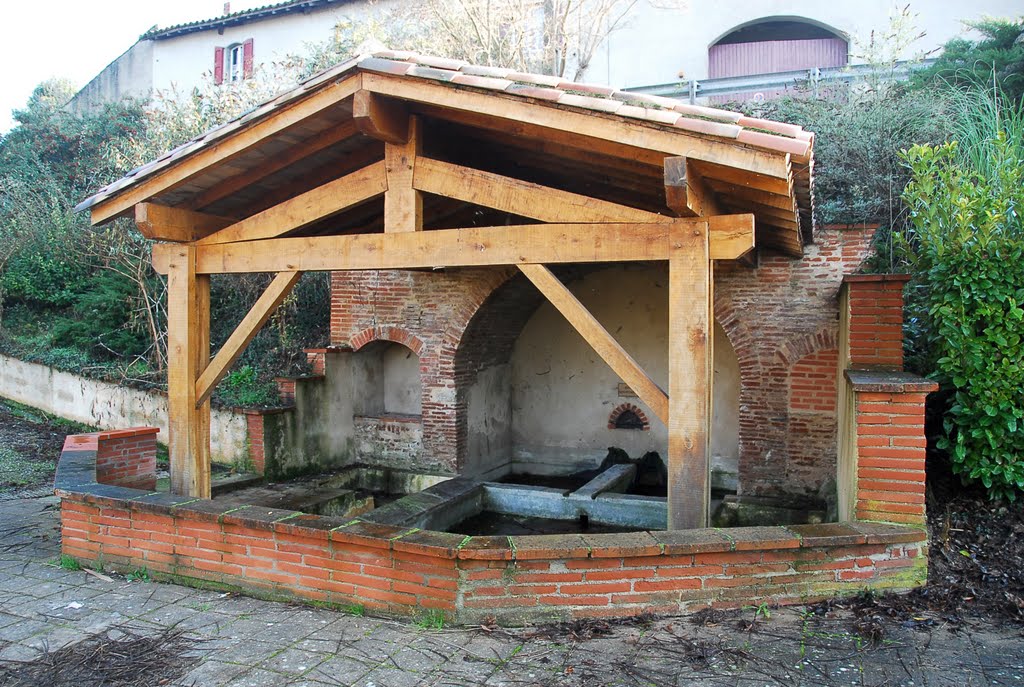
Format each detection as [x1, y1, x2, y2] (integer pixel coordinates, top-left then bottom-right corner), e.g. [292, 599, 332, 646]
[947, 83, 1024, 178]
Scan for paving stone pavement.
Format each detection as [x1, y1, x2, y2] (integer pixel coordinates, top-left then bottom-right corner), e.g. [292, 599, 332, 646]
[1, 495, 1023, 686]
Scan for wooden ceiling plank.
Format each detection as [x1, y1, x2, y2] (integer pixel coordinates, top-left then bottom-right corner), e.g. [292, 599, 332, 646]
[190, 120, 359, 210]
[89, 74, 363, 224]
[196, 160, 387, 245]
[364, 74, 791, 179]
[135, 203, 233, 242]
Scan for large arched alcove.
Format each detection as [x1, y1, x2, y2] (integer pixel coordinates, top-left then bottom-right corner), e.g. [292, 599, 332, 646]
[454, 264, 741, 487]
[708, 16, 848, 81]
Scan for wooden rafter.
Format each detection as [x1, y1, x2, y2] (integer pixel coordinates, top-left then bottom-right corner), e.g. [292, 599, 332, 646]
[194, 271, 302, 407]
[89, 75, 363, 224]
[664, 157, 725, 218]
[413, 157, 665, 223]
[196, 161, 387, 245]
[135, 203, 233, 242]
[362, 77, 791, 180]
[518, 263, 668, 424]
[190, 121, 359, 211]
[353, 90, 410, 144]
[151, 216, 755, 274]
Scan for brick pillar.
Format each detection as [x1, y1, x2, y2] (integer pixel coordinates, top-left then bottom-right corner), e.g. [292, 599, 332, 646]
[845, 372, 937, 527]
[842, 274, 910, 370]
[274, 377, 297, 405]
[94, 427, 159, 491]
[244, 411, 266, 475]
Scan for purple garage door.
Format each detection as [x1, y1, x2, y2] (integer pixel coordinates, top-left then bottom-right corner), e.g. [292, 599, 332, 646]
[708, 37, 848, 101]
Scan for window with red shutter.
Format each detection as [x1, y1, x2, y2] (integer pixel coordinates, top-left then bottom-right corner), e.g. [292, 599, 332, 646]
[242, 38, 254, 79]
[214, 46, 225, 85]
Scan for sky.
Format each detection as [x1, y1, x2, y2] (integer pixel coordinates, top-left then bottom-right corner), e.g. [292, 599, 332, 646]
[0, 0, 268, 133]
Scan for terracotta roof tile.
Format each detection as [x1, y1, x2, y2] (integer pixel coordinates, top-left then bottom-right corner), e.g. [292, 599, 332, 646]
[506, 72, 563, 87]
[556, 92, 623, 114]
[736, 129, 810, 157]
[504, 83, 563, 101]
[76, 50, 815, 219]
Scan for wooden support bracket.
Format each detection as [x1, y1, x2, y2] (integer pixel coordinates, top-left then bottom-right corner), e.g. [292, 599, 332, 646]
[194, 271, 302, 407]
[135, 203, 232, 242]
[353, 90, 409, 145]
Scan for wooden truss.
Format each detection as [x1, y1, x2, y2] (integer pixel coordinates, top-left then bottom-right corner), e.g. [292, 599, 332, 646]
[122, 88, 786, 530]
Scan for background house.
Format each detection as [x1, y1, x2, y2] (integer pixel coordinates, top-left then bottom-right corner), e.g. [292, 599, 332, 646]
[69, 0, 1022, 112]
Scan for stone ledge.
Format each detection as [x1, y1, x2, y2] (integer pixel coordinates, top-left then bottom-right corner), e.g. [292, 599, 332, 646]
[846, 370, 939, 393]
[842, 273, 911, 284]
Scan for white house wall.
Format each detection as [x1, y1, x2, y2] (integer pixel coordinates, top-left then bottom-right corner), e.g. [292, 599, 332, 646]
[588, 0, 1024, 88]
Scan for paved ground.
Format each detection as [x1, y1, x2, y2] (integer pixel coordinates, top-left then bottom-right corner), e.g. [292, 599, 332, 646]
[1, 496, 1023, 686]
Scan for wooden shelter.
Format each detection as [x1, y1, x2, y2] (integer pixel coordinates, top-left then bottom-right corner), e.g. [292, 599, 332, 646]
[77, 51, 815, 530]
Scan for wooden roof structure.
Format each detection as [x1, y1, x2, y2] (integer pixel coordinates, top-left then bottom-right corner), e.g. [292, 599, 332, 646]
[79, 51, 816, 530]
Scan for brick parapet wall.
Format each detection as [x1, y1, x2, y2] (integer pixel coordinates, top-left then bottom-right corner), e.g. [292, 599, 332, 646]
[846, 371, 937, 527]
[58, 427, 158, 492]
[842, 274, 910, 370]
[329, 226, 879, 496]
[56, 431, 926, 624]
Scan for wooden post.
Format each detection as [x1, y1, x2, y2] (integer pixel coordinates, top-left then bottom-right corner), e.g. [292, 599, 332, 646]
[166, 244, 212, 498]
[667, 222, 713, 529]
[384, 116, 422, 232]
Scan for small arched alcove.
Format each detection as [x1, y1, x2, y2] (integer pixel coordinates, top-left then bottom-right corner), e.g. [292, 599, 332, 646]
[350, 340, 423, 465]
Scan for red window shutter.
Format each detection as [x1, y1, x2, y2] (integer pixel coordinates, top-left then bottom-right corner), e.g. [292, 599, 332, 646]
[214, 46, 225, 85]
[242, 38, 254, 79]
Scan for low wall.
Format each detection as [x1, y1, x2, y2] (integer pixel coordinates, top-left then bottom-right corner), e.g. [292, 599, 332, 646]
[0, 354, 247, 463]
[57, 430, 928, 624]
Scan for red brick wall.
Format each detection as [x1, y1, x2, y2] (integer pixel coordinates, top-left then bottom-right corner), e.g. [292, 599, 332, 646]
[244, 411, 266, 474]
[854, 389, 931, 526]
[329, 225, 878, 495]
[59, 488, 926, 624]
[844, 275, 909, 370]
[87, 428, 158, 491]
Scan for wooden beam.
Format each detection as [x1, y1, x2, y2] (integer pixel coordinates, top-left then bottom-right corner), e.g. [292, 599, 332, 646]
[664, 157, 724, 218]
[705, 178, 797, 212]
[691, 159, 792, 197]
[190, 121, 359, 210]
[363, 74, 792, 180]
[195, 271, 301, 406]
[413, 157, 667, 223]
[150, 217, 755, 274]
[135, 203, 232, 242]
[518, 263, 668, 424]
[384, 116, 422, 232]
[89, 74, 363, 224]
[668, 222, 712, 529]
[196, 161, 387, 245]
[353, 90, 409, 145]
[166, 245, 211, 498]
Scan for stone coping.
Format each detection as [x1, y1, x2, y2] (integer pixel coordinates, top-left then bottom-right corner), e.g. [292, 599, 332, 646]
[842, 273, 911, 284]
[845, 369, 939, 393]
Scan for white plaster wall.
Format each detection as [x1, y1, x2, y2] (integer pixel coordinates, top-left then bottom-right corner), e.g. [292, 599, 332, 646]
[509, 265, 739, 474]
[150, 1, 396, 95]
[68, 41, 154, 114]
[588, 0, 1024, 88]
[382, 345, 422, 415]
[464, 364, 514, 478]
[0, 354, 247, 463]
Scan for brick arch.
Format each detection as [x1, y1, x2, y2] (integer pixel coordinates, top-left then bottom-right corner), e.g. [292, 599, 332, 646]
[350, 326, 425, 356]
[607, 403, 651, 431]
[773, 328, 838, 368]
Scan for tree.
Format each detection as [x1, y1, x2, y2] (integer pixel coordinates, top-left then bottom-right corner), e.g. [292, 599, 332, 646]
[299, 0, 678, 81]
[912, 18, 1024, 101]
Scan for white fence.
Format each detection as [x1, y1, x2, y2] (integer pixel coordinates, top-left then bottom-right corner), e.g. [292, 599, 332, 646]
[0, 353, 247, 463]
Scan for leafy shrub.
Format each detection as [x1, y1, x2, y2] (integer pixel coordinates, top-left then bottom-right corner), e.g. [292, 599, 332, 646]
[215, 365, 280, 408]
[900, 124, 1024, 498]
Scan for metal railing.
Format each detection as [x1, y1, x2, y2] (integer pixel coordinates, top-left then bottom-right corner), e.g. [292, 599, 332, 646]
[624, 59, 937, 104]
